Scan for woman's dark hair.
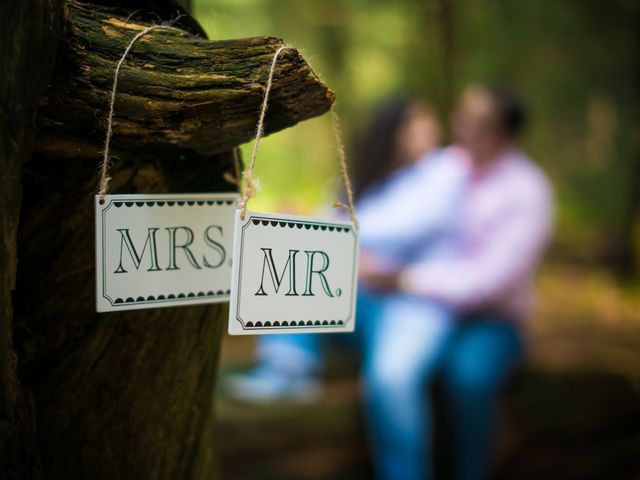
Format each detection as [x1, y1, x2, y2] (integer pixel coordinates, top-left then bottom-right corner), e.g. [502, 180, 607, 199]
[487, 85, 528, 139]
[352, 97, 415, 201]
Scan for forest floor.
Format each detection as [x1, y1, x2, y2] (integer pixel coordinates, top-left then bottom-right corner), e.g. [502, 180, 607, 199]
[215, 264, 640, 480]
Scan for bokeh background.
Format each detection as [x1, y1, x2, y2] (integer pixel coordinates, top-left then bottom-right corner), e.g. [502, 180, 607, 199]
[192, 1, 640, 479]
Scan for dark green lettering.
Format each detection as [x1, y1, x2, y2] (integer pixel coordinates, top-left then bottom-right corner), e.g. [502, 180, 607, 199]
[166, 226, 201, 270]
[255, 248, 299, 296]
[302, 250, 333, 297]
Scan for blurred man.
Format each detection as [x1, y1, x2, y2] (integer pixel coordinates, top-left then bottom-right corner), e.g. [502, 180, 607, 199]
[364, 85, 553, 480]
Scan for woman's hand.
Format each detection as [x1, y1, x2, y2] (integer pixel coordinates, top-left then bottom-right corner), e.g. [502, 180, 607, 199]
[358, 250, 402, 292]
[362, 269, 401, 292]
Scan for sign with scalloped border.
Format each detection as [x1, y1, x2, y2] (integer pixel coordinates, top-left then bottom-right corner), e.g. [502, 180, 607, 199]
[228, 211, 359, 335]
[95, 193, 239, 312]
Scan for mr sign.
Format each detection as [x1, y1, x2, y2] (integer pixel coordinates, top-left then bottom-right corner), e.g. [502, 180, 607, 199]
[96, 193, 238, 312]
[229, 211, 359, 335]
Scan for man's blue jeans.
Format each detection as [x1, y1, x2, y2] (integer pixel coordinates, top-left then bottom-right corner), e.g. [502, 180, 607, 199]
[256, 289, 523, 480]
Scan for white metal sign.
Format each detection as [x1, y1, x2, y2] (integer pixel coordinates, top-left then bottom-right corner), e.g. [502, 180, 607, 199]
[229, 211, 359, 335]
[95, 193, 238, 312]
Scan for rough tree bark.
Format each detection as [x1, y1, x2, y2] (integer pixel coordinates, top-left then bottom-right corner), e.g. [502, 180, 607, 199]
[36, 2, 335, 161]
[1, 0, 64, 478]
[3, 1, 335, 479]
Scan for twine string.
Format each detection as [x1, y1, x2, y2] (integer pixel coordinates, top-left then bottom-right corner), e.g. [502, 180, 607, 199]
[98, 23, 187, 203]
[238, 45, 358, 229]
[330, 109, 358, 229]
[238, 45, 290, 219]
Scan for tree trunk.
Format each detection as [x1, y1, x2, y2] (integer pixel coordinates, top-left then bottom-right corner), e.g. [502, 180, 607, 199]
[14, 150, 235, 480]
[3, 1, 335, 479]
[613, 6, 640, 279]
[0, 1, 64, 478]
[418, 0, 457, 138]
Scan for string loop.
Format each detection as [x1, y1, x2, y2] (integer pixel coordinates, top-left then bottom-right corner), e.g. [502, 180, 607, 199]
[329, 108, 358, 229]
[238, 45, 290, 219]
[98, 23, 187, 203]
[238, 45, 359, 229]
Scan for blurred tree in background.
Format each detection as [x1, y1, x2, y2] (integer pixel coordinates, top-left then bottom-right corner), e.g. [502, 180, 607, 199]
[197, 3, 640, 478]
[193, 0, 640, 278]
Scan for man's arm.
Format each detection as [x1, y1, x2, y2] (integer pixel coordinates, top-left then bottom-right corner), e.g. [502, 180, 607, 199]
[397, 185, 552, 311]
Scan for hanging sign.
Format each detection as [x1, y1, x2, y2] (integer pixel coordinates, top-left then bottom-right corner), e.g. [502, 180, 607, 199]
[228, 211, 359, 335]
[95, 193, 238, 312]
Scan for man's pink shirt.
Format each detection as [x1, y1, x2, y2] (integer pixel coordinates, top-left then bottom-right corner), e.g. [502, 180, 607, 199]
[400, 147, 553, 319]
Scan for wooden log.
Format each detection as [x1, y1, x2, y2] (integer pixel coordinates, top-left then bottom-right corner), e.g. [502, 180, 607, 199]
[35, 2, 336, 160]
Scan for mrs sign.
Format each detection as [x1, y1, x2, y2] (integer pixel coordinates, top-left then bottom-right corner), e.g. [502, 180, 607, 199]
[95, 193, 238, 311]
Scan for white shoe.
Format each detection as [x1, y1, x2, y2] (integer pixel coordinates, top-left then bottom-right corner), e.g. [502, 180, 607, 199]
[223, 366, 322, 404]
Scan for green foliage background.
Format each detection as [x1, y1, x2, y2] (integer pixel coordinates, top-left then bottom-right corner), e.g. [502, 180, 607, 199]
[193, 0, 640, 272]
